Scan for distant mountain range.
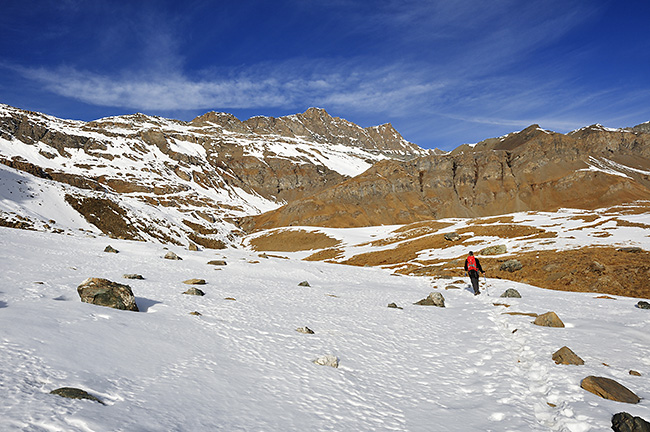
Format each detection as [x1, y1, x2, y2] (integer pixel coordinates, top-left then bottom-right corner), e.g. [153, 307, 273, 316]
[1, 103, 649, 246]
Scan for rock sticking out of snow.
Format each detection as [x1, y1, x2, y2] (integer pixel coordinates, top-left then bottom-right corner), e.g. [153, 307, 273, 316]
[637, 301, 650, 310]
[533, 311, 564, 327]
[296, 326, 315, 334]
[164, 251, 182, 260]
[188, 243, 199, 251]
[611, 412, 650, 432]
[183, 287, 205, 296]
[313, 354, 339, 368]
[298, 281, 311, 287]
[104, 245, 119, 253]
[50, 387, 104, 405]
[207, 260, 227, 266]
[183, 278, 207, 285]
[387, 302, 403, 309]
[552, 346, 584, 365]
[629, 370, 642, 376]
[414, 292, 445, 307]
[123, 274, 144, 280]
[500, 288, 522, 298]
[77, 278, 139, 312]
[581, 376, 640, 404]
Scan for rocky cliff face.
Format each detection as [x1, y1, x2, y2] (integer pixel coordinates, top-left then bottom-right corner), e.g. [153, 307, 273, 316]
[0, 104, 429, 245]
[243, 125, 650, 230]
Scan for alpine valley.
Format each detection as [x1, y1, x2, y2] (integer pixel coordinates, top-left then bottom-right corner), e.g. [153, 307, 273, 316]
[1, 103, 649, 431]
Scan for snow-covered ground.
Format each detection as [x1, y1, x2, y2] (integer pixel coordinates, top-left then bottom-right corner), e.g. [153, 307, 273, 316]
[1, 227, 648, 431]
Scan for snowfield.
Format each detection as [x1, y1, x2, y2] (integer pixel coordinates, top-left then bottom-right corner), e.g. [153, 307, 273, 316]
[1, 228, 648, 431]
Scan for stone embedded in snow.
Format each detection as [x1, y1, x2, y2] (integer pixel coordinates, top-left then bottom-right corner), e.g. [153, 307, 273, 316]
[637, 301, 650, 310]
[533, 311, 565, 327]
[164, 251, 182, 260]
[444, 232, 461, 241]
[552, 346, 584, 365]
[478, 245, 507, 255]
[77, 278, 139, 312]
[500, 288, 522, 298]
[104, 245, 118, 253]
[207, 260, 227, 266]
[580, 376, 640, 404]
[224, 297, 236, 301]
[183, 278, 207, 285]
[629, 370, 642, 376]
[387, 302, 403, 309]
[183, 287, 205, 296]
[499, 259, 522, 272]
[50, 387, 104, 405]
[445, 285, 461, 290]
[414, 292, 445, 307]
[189, 311, 202, 316]
[298, 281, 311, 287]
[313, 354, 339, 368]
[123, 274, 144, 280]
[188, 243, 199, 251]
[611, 412, 650, 432]
[296, 326, 315, 334]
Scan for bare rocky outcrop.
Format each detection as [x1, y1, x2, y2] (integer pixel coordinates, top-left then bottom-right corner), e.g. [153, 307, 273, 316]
[77, 278, 139, 311]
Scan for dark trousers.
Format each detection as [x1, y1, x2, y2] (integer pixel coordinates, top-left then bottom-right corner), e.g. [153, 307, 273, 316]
[468, 270, 480, 294]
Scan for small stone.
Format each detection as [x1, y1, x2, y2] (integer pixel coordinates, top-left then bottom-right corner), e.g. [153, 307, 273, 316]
[183, 287, 205, 296]
[183, 278, 206, 285]
[637, 301, 650, 310]
[224, 297, 236, 301]
[296, 326, 315, 334]
[500, 288, 522, 298]
[629, 370, 642, 376]
[123, 274, 144, 280]
[387, 303, 403, 309]
[617, 247, 643, 253]
[612, 412, 650, 432]
[298, 281, 311, 287]
[552, 346, 584, 365]
[444, 232, 461, 241]
[445, 285, 461, 290]
[313, 354, 339, 368]
[533, 311, 565, 328]
[188, 243, 199, 251]
[589, 261, 606, 273]
[104, 245, 119, 253]
[581, 376, 640, 404]
[189, 311, 202, 316]
[414, 292, 445, 307]
[164, 251, 182, 260]
[207, 260, 227, 266]
[50, 387, 104, 405]
[499, 259, 522, 272]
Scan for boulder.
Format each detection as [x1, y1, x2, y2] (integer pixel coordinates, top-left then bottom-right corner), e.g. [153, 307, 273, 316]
[637, 301, 650, 310]
[183, 287, 205, 296]
[581, 376, 640, 404]
[183, 278, 207, 285]
[479, 245, 507, 255]
[500, 288, 522, 298]
[103, 245, 119, 253]
[207, 260, 227, 266]
[444, 232, 461, 241]
[296, 326, 315, 334]
[77, 278, 139, 312]
[123, 274, 144, 280]
[618, 247, 643, 253]
[533, 311, 565, 328]
[612, 412, 650, 432]
[552, 346, 584, 365]
[50, 387, 104, 405]
[313, 354, 339, 368]
[298, 280, 311, 287]
[629, 370, 642, 377]
[387, 302, 404, 309]
[189, 311, 202, 316]
[500, 259, 522, 272]
[414, 292, 445, 307]
[188, 243, 199, 251]
[164, 251, 182, 260]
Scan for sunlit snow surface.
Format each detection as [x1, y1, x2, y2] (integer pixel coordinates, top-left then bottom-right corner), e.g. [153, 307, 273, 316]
[1, 228, 648, 431]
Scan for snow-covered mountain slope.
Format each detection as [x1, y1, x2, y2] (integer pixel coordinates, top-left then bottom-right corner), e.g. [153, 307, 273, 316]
[245, 203, 650, 299]
[0, 227, 648, 431]
[0, 104, 430, 247]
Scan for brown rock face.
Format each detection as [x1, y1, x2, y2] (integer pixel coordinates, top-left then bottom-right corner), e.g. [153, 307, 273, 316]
[243, 125, 650, 231]
[533, 311, 565, 328]
[552, 346, 584, 365]
[580, 376, 640, 404]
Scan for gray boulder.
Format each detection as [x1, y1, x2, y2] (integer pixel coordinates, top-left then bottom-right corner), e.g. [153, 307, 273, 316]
[164, 251, 182, 260]
[414, 292, 445, 307]
[104, 245, 118, 253]
[444, 232, 461, 241]
[387, 302, 403, 309]
[500, 259, 523, 272]
[479, 245, 507, 255]
[183, 278, 207, 285]
[298, 281, 311, 287]
[183, 287, 205, 296]
[77, 278, 139, 312]
[123, 274, 144, 280]
[50, 387, 104, 405]
[612, 412, 650, 432]
[637, 301, 650, 310]
[207, 260, 227, 266]
[617, 247, 643, 253]
[296, 326, 315, 334]
[500, 288, 522, 298]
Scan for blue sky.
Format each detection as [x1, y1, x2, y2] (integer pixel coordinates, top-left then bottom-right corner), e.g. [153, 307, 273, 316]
[1, 0, 649, 150]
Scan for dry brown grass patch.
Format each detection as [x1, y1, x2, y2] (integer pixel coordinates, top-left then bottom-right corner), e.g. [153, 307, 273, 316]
[249, 229, 340, 252]
[341, 234, 455, 267]
[458, 224, 550, 239]
[303, 247, 344, 261]
[361, 221, 454, 247]
[472, 216, 514, 225]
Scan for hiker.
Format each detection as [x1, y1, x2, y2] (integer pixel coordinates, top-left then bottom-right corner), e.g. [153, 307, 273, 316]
[464, 251, 485, 295]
